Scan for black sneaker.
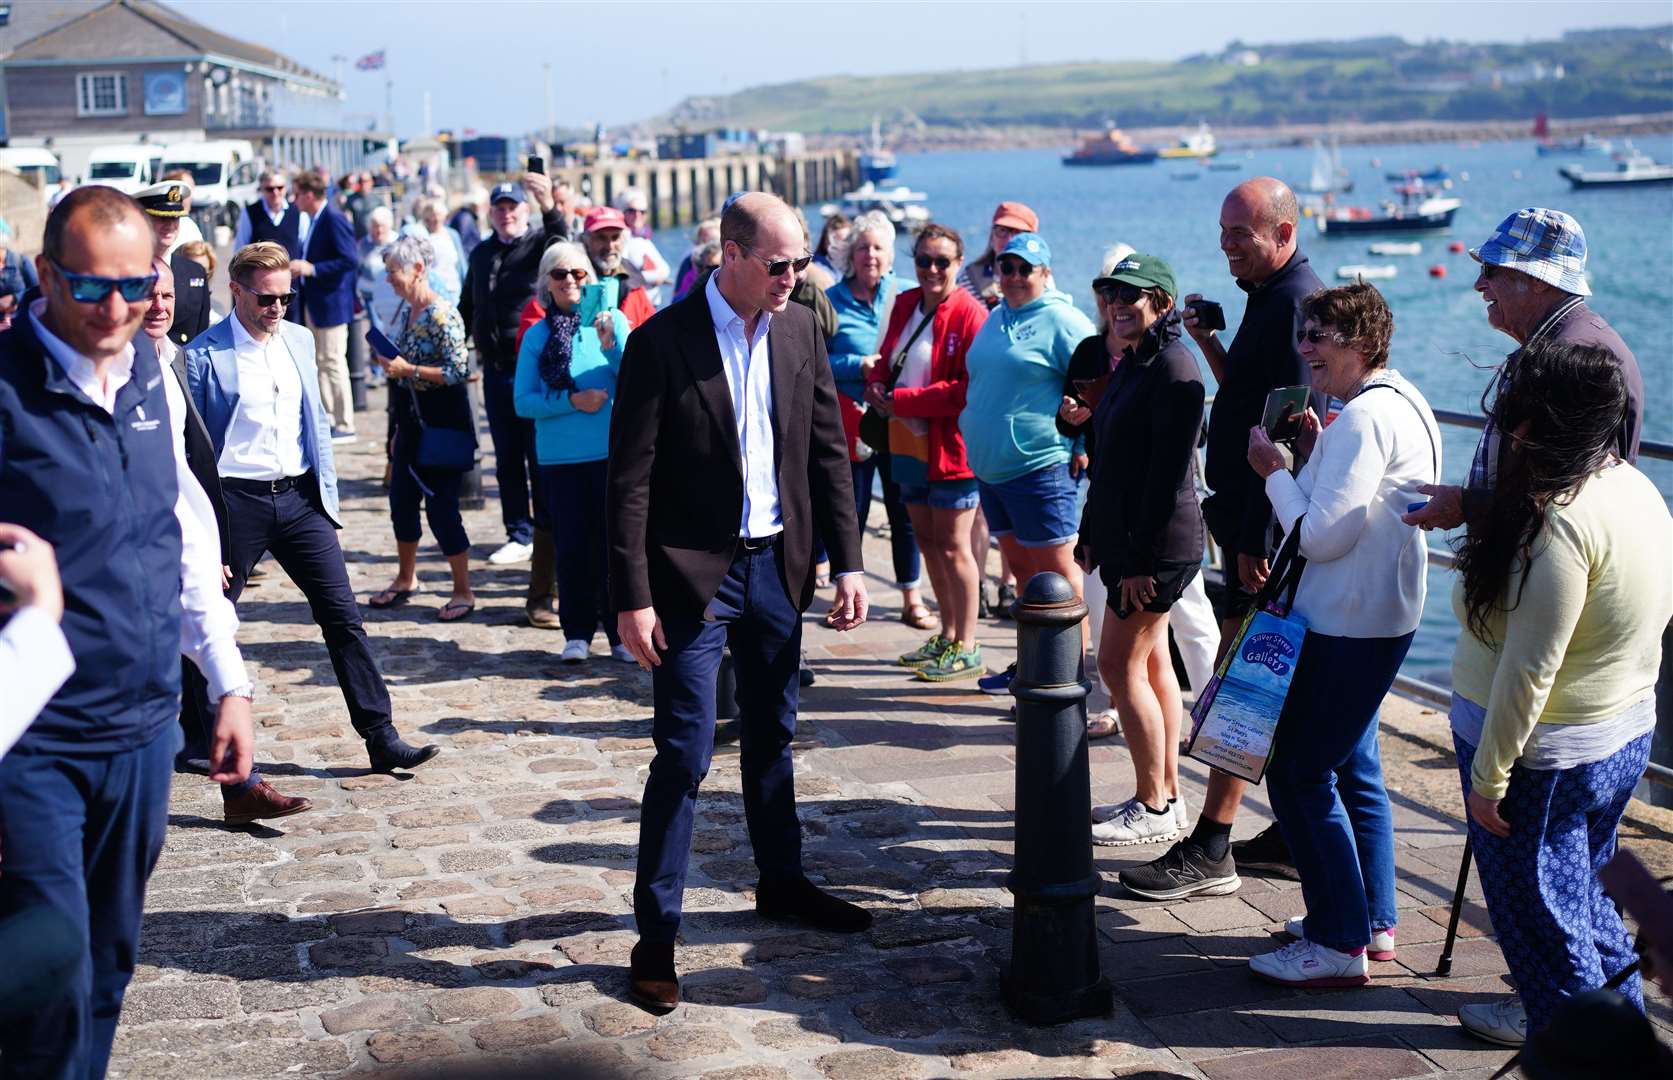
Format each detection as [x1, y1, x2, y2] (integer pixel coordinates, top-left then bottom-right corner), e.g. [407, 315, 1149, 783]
[996, 583, 1018, 621]
[1118, 839, 1241, 901]
[977, 586, 991, 620]
[1231, 822, 1296, 877]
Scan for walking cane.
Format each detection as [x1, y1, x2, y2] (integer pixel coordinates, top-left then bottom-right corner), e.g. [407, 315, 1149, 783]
[1436, 835, 1472, 976]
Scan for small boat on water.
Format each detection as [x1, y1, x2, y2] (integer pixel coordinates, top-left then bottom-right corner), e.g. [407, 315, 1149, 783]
[823, 181, 930, 229]
[1170, 170, 1202, 181]
[1063, 125, 1158, 167]
[1369, 241, 1422, 256]
[1532, 113, 1614, 157]
[858, 115, 897, 184]
[1207, 160, 1244, 172]
[1157, 122, 1217, 160]
[1301, 135, 1353, 195]
[1559, 150, 1673, 189]
[1317, 191, 1462, 237]
[1336, 264, 1398, 281]
[1383, 165, 1449, 183]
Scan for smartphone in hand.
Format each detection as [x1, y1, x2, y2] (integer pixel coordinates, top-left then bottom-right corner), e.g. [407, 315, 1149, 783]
[527, 155, 545, 175]
[1191, 299, 1226, 332]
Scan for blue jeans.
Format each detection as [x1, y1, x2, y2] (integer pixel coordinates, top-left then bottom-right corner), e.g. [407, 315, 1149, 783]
[851, 455, 919, 587]
[538, 460, 618, 646]
[634, 541, 804, 943]
[481, 367, 539, 545]
[1453, 723, 1648, 1033]
[1266, 629, 1414, 952]
[0, 725, 177, 1080]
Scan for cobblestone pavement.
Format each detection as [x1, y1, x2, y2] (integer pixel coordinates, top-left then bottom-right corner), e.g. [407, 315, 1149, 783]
[115, 395, 1672, 1079]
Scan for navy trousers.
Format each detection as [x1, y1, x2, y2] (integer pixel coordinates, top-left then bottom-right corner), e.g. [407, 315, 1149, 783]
[224, 478, 395, 782]
[538, 460, 618, 646]
[481, 368, 539, 545]
[633, 541, 804, 943]
[0, 724, 177, 1080]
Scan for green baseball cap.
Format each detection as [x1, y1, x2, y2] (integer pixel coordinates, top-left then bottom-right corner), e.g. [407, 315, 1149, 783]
[1093, 252, 1176, 301]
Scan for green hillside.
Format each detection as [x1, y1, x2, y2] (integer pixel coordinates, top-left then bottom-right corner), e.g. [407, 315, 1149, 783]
[661, 26, 1673, 133]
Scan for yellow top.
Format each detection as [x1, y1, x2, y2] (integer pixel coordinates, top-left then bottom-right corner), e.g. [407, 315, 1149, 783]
[1451, 462, 1673, 799]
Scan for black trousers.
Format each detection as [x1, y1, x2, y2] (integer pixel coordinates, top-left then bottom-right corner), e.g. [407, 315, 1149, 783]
[223, 475, 395, 744]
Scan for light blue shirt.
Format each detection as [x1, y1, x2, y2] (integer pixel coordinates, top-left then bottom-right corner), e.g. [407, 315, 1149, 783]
[705, 272, 780, 538]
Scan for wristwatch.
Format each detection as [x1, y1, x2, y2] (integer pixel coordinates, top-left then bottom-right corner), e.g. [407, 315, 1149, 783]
[218, 684, 254, 702]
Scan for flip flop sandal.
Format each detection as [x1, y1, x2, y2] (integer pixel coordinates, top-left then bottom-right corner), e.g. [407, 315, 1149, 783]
[901, 604, 937, 631]
[1086, 711, 1121, 740]
[369, 585, 421, 609]
[437, 598, 475, 622]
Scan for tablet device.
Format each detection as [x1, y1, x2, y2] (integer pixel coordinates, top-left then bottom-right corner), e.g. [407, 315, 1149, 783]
[578, 278, 619, 326]
[1261, 385, 1312, 442]
[366, 324, 399, 360]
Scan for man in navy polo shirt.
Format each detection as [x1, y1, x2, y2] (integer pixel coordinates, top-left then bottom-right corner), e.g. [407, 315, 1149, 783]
[0, 186, 255, 1079]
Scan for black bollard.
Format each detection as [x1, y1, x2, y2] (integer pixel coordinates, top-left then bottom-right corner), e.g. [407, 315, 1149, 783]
[1003, 571, 1112, 1024]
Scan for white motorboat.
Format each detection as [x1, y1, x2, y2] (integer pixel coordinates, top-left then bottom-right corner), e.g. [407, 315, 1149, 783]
[1336, 264, 1398, 281]
[1559, 150, 1673, 189]
[1368, 241, 1422, 256]
[824, 180, 931, 229]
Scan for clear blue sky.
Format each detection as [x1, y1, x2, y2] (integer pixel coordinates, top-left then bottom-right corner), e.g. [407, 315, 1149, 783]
[173, 0, 1671, 137]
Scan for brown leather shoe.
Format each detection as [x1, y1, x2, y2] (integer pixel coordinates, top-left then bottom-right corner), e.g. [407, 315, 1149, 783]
[628, 940, 679, 1014]
[223, 782, 314, 826]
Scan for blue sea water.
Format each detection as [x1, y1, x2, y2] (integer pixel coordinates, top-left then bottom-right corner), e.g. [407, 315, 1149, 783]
[657, 136, 1673, 686]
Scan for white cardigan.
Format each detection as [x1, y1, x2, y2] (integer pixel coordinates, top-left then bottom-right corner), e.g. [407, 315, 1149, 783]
[1265, 369, 1441, 638]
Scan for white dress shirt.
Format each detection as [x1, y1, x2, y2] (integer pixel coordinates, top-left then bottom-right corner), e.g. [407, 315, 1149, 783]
[0, 607, 75, 761]
[705, 272, 781, 538]
[219, 315, 307, 480]
[232, 200, 311, 251]
[155, 337, 221, 544]
[29, 303, 249, 700]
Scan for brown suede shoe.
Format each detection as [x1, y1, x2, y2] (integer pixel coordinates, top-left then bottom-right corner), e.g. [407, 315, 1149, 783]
[628, 940, 679, 1014]
[223, 782, 314, 826]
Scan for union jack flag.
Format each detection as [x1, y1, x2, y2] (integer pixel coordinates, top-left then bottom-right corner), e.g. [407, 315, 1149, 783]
[354, 50, 386, 71]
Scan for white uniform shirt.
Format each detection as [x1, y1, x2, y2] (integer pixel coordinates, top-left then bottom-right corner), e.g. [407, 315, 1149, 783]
[218, 316, 307, 481]
[28, 302, 248, 701]
[705, 272, 781, 539]
[0, 607, 75, 761]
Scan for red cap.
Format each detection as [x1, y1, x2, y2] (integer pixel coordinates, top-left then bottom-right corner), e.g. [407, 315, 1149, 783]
[584, 206, 628, 233]
[992, 201, 1038, 232]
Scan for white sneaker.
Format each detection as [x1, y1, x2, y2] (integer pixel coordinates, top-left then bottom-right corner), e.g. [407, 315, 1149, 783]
[1248, 938, 1369, 988]
[560, 639, 589, 663]
[1092, 799, 1180, 847]
[1284, 915, 1396, 961]
[1092, 795, 1137, 825]
[488, 540, 533, 566]
[1457, 998, 1526, 1047]
[1172, 794, 1189, 833]
[610, 643, 636, 664]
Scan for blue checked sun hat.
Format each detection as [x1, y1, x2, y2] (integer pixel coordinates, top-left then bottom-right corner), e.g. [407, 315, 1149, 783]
[1470, 207, 1590, 297]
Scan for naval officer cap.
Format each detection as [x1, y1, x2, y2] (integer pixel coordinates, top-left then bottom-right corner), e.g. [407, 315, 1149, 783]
[135, 180, 193, 218]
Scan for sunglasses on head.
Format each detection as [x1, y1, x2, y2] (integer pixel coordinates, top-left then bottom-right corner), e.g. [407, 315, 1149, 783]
[1096, 283, 1146, 305]
[914, 254, 953, 271]
[997, 258, 1037, 278]
[549, 267, 588, 283]
[50, 259, 159, 304]
[1296, 326, 1344, 345]
[743, 248, 812, 277]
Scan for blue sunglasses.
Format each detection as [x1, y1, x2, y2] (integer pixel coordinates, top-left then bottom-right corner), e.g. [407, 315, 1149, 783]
[50, 258, 158, 304]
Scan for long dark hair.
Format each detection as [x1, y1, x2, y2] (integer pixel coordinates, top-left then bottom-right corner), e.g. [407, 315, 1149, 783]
[1455, 339, 1626, 643]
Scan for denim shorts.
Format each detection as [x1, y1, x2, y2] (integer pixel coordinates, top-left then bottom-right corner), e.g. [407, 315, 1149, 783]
[978, 463, 1079, 548]
[897, 477, 980, 511]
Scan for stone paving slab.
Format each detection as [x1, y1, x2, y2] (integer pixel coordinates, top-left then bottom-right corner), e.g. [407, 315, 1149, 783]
[106, 393, 1673, 1078]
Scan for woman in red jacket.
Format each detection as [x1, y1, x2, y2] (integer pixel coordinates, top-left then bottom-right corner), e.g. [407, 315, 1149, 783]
[867, 224, 991, 682]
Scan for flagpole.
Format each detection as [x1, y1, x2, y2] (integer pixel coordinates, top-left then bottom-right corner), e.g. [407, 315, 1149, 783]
[384, 78, 393, 137]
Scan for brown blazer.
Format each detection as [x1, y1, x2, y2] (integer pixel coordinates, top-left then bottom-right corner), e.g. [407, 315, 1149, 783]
[606, 282, 862, 621]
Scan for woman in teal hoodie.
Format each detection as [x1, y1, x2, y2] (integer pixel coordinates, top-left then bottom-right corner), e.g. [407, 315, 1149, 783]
[515, 241, 634, 664]
[960, 232, 1096, 689]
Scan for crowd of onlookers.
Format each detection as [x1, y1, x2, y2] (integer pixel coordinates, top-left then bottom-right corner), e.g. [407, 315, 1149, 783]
[0, 157, 1668, 1074]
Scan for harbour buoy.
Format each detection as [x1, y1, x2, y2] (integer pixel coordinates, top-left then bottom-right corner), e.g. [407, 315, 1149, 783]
[1448, 241, 1465, 254]
[1429, 264, 1447, 278]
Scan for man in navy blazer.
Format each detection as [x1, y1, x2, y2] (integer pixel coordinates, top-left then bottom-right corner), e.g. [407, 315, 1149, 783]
[290, 170, 359, 442]
[184, 241, 439, 811]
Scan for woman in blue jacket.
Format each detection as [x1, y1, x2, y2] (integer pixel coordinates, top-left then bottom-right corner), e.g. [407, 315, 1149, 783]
[515, 241, 634, 665]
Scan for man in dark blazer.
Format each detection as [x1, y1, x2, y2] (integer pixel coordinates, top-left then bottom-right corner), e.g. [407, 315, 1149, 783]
[607, 192, 870, 1012]
[290, 170, 359, 441]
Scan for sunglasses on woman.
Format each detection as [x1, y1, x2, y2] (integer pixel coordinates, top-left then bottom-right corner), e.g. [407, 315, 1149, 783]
[997, 258, 1037, 278]
[549, 268, 588, 283]
[50, 259, 159, 304]
[1096, 283, 1145, 305]
[744, 248, 812, 277]
[1296, 326, 1345, 345]
[914, 254, 953, 271]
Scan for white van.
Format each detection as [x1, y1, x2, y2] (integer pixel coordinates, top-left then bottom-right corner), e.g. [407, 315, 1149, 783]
[85, 145, 163, 194]
[159, 139, 258, 226]
[0, 147, 64, 200]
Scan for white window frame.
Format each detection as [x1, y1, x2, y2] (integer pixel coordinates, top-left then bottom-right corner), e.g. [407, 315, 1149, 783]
[76, 72, 128, 117]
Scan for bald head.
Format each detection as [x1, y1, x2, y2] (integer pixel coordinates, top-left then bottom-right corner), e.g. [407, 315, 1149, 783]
[720, 192, 799, 253]
[1218, 176, 1299, 283]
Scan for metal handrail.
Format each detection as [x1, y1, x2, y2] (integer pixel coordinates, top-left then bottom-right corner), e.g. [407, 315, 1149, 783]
[1429, 407, 1673, 462]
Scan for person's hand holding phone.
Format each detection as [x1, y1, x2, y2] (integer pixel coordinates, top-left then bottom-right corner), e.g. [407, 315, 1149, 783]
[522, 170, 555, 213]
[0, 524, 62, 621]
[570, 388, 609, 414]
[1059, 394, 1091, 427]
[592, 312, 616, 352]
[1294, 407, 1322, 460]
[1247, 424, 1287, 479]
[1180, 292, 1216, 346]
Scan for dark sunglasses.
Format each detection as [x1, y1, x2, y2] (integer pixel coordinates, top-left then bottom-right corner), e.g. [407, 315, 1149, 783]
[914, 254, 954, 271]
[744, 247, 812, 277]
[50, 259, 158, 304]
[1296, 326, 1344, 345]
[235, 283, 294, 309]
[260, 185, 286, 193]
[1096, 283, 1146, 305]
[549, 267, 588, 283]
[1478, 263, 1499, 280]
[997, 258, 1037, 278]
